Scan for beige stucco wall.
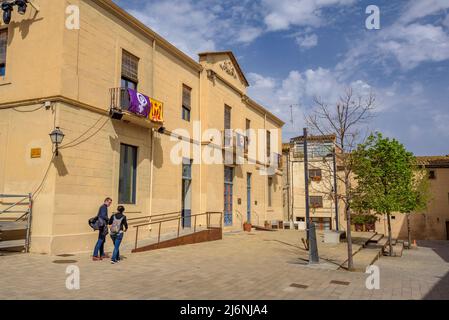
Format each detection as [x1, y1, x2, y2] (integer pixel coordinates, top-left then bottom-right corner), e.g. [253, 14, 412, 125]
[376, 168, 449, 240]
[0, 0, 284, 254]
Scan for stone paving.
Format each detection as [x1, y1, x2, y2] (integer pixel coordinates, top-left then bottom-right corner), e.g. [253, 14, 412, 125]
[0, 230, 448, 300]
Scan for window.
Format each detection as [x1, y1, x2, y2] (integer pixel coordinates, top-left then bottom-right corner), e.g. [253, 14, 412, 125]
[224, 105, 231, 129]
[0, 29, 7, 77]
[429, 170, 436, 180]
[245, 119, 251, 153]
[309, 169, 322, 181]
[268, 177, 273, 207]
[119, 144, 138, 204]
[267, 130, 271, 158]
[224, 105, 232, 146]
[121, 50, 139, 90]
[310, 196, 323, 208]
[182, 85, 191, 121]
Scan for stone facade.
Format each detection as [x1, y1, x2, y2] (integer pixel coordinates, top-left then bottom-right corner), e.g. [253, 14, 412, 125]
[0, 0, 284, 254]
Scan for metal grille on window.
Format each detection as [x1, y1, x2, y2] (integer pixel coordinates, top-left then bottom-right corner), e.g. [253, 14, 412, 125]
[182, 85, 191, 121]
[121, 50, 139, 83]
[0, 29, 7, 76]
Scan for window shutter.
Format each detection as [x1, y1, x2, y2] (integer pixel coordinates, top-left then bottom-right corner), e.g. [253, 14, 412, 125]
[121, 50, 139, 83]
[182, 86, 191, 110]
[224, 105, 231, 129]
[0, 30, 7, 65]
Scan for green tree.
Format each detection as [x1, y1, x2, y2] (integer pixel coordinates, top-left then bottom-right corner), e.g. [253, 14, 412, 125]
[399, 165, 430, 248]
[352, 132, 421, 256]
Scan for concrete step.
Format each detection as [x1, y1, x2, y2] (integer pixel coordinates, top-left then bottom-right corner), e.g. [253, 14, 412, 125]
[382, 241, 403, 257]
[0, 222, 27, 231]
[368, 237, 389, 249]
[369, 233, 384, 243]
[0, 239, 26, 250]
[340, 246, 383, 272]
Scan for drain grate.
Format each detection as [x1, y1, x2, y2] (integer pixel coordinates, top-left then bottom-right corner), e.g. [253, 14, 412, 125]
[57, 254, 75, 257]
[52, 260, 78, 264]
[290, 283, 308, 289]
[330, 280, 350, 286]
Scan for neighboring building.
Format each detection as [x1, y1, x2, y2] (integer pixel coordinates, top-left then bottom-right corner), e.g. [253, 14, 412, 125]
[283, 134, 341, 231]
[378, 156, 449, 241]
[0, 0, 284, 254]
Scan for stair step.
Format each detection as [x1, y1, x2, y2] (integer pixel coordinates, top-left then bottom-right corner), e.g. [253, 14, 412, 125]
[369, 234, 384, 243]
[0, 240, 26, 250]
[0, 222, 28, 231]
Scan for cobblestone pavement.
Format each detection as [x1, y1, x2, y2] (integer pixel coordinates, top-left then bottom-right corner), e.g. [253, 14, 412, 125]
[0, 231, 448, 300]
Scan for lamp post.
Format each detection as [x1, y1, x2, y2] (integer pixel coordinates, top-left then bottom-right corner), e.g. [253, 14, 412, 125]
[49, 127, 65, 156]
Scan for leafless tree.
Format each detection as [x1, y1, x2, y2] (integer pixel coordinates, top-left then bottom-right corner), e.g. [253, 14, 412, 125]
[306, 87, 375, 270]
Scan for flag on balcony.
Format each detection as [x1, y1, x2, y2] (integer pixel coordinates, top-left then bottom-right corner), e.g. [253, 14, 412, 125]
[149, 98, 164, 123]
[127, 88, 151, 117]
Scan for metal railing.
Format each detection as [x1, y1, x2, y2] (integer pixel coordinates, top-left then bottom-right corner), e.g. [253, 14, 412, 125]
[0, 193, 33, 253]
[109, 87, 130, 112]
[133, 212, 223, 251]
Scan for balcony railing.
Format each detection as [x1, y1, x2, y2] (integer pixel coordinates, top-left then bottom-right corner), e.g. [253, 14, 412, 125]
[110, 87, 130, 111]
[109, 87, 164, 123]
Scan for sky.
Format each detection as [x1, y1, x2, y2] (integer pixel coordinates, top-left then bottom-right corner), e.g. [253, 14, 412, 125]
[114, 0, 449, 156]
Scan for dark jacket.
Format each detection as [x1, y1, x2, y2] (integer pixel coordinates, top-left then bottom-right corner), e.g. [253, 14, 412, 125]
[108, 213, 128, 232]
[97, 204, 109, 221]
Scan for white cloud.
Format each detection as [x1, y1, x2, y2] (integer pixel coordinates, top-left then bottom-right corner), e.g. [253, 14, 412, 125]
[443, 14, 449, 28]
[262, 0, 355, 31]
[237, 27, 264, 43]
[432, 113, 449, 137]
[400, 0, 449, 24]
[378, 23, 449, 70]
[128, 0, 218, 57]
[296, 34, 318, 49]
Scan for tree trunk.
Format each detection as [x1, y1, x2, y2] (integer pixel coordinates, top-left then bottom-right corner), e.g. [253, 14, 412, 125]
[345, 204, 354, 270]
[387, 212, 393, 256]
[407, 213, 412, 249]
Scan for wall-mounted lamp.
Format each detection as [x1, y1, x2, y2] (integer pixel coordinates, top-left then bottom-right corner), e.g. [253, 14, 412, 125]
[1, 1, 14, 24]
[49, 127, 65, 156]
[0, 0, 34, 25]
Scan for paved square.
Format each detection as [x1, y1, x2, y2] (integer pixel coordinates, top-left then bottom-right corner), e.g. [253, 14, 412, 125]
[0, 230, 448, 300]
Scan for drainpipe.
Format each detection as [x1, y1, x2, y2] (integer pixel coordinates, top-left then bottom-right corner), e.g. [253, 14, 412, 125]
[149, 129, 155, 232]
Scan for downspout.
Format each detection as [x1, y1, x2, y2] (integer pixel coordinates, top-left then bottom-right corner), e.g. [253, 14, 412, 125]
[264, 113, 267, 223]
[148, 39, 156, 230]
[198, 67, 202, 216]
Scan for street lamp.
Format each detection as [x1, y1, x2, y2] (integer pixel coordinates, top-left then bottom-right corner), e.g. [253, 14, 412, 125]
[1, 1, 13, 25]
[49, 127, 65, 156]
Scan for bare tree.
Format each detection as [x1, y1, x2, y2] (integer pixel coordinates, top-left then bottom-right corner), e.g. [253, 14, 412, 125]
[306, 87, 375, 271]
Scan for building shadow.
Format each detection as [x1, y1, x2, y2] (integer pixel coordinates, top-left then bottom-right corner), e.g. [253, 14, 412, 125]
[423, 270, 449, 300]
[7, 11, 42, 41]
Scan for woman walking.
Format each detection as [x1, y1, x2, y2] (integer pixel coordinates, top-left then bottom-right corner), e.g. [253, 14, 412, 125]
[108, 205, 128, 264]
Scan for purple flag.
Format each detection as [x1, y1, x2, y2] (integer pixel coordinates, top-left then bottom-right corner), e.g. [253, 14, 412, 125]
[127, 88, 151, 117]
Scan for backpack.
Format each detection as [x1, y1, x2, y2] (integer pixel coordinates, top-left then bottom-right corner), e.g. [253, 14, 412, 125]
[110, 215, 124, 235]
[88, 216, 100, 230]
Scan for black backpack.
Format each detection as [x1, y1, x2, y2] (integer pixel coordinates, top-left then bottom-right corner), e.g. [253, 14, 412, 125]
[88, 216, 100, 230]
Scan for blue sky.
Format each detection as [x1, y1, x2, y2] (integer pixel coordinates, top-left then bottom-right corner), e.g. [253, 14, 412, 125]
[114, 0, 449, 156]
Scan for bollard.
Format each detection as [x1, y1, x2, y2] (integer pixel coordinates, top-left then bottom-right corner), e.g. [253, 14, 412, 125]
[308, 223, 320, 264]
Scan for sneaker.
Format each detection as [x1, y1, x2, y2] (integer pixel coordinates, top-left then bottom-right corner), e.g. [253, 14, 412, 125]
[111, 260, 117, 264]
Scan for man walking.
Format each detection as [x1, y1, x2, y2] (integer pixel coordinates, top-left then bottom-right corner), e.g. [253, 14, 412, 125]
[92, 197, 112, 261]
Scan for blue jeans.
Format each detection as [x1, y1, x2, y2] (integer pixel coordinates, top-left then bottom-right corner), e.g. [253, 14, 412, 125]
[110, 233, 123, 262]
[93, 228, 107, 257]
